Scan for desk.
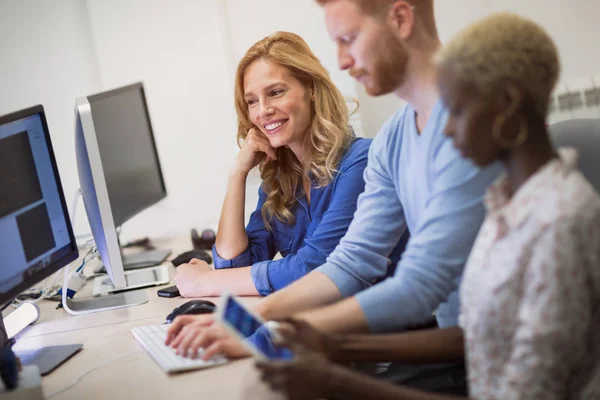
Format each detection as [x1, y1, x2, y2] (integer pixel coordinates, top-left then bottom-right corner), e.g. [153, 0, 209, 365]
[9, 235, 283, 400]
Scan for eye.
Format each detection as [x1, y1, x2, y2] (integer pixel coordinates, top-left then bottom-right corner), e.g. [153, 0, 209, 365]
[247, 99, 258, 106]
[340, 34, 356, 45]
[270, 89, 284, 97]
[449, 104, 462, 117]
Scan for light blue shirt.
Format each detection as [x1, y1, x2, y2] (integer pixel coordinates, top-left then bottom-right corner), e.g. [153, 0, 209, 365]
[317, 101, 502, 333]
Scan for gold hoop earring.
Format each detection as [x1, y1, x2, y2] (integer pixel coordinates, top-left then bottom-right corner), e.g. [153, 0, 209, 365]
[492, 115, 528, 148]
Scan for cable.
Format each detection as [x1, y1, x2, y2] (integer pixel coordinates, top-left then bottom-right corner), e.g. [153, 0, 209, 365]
[45, 351, 144, 399]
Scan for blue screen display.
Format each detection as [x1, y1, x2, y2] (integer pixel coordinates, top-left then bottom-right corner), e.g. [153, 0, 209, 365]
[222, 296, 293, 360]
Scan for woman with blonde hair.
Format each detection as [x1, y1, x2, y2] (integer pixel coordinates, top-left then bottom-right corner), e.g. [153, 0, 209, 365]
[256, 13, 600, 399]
[174, 31, 373, 298]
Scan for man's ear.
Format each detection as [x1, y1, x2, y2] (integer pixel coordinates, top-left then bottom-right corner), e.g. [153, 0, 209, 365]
[387, 1, 416, 40]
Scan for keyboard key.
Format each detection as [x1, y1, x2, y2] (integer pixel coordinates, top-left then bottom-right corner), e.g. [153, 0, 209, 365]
[131, 324, 228, 373]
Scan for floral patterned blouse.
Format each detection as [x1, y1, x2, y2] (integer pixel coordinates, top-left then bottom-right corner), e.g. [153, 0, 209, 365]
[460, 149, 600, 399]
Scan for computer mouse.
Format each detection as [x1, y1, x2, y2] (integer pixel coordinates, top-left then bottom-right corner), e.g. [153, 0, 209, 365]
[171, 249, 212, 267]
[165, 300, 217, 323]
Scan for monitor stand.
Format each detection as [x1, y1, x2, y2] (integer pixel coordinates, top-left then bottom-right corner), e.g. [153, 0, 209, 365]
[62, 265, 149, 316]
[93, 247, 171, 274]
[62, 290, 148, 315]
[122, 248, 171, 270]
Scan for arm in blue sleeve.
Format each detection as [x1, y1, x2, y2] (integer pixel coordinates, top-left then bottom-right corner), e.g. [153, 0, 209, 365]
[355, 141, 502, 332]
[316, 122, 408, 297]
[212, 186, 276, 269]
[251, 149, 371, 295]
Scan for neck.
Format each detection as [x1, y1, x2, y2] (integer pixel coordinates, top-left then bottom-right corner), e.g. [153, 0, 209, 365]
[394, 42, 441, 130]
[288, 139, 311, 170]
[502, 123, 558, 196]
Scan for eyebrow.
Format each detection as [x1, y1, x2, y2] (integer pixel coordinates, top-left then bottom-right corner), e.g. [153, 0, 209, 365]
[244, 82, 287, 98]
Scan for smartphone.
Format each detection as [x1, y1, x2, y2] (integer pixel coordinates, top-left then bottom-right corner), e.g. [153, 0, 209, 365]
[217, 293, 293, 360]
[157, 285, 180, 298]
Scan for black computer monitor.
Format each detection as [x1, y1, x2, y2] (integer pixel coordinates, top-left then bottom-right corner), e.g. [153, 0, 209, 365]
[0, 105, 81, 382]
[86, 82, 167, 228]
[0, 105, 78, 309]
[76, 82, 170, 272]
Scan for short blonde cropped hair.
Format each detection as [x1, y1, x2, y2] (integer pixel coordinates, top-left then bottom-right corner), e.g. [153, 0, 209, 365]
[436, 13, 560, 117]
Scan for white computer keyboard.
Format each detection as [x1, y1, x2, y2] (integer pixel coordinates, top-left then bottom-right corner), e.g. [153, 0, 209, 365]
[131, 324, 228, 373]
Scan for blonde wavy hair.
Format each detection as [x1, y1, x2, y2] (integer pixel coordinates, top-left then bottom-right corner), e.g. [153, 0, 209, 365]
[234, 31, 354, 229]
[436, 13, 560, 118]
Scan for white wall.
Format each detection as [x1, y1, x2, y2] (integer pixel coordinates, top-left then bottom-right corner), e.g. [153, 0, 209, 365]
[0, 0, 101, 235]
[224, 0, 358, 101]
[2, 0, 598, 245]
[357, 0, 600, 138]
[85, 0, 239, 241]
[224, 0, 367, 137]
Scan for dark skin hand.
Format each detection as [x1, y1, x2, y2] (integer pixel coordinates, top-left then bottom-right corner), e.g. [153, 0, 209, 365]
[256, 333, 466, 400]
[276, 318, 345, 362]
[276, 318, 465, 365]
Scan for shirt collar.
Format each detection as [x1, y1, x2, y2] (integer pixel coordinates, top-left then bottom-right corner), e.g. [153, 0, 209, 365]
[484, 148, 578, 228]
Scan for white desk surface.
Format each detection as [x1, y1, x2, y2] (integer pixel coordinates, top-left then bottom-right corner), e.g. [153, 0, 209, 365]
[8, 235, 283, 400]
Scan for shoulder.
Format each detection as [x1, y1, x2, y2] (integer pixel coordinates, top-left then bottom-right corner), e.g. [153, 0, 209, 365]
[338, 137, 371, 169]
[538, 171, 600, 231]
[361, 105, 413, 168]
[372, 105, 412, 146]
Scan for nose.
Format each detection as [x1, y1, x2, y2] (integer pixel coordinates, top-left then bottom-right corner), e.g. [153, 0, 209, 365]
[338, 46, 354, 71]
[260, 101, 275, 119]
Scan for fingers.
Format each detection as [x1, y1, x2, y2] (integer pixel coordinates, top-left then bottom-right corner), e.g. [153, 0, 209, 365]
[281, 317, 311, 333]
[256, 360, 289, 373]
[168, 314, 214, 347]
[175, 325, 199, 356]
[256, 361, 291, 393]
[165, 315, 198, 345]
[175, 323, 225, 358]
[246, 130, 277, 161]
[202, 340, 226, 361]
[254, 141, 278, 162]
[190, 329, 224, 359]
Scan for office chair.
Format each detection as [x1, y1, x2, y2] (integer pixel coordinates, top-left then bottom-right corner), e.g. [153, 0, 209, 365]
[549, 118, 600, 192]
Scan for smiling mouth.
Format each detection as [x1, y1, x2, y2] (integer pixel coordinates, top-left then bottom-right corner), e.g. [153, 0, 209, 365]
[264, 119, 288, 135]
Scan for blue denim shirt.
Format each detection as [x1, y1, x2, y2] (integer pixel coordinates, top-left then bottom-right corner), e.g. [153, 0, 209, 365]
[212, 138, 405, 296]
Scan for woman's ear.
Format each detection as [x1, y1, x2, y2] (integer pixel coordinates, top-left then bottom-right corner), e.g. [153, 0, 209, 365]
[497, 82, 525, 119]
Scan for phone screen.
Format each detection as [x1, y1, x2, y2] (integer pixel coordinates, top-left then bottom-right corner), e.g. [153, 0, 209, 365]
[222, 296, 293, 360]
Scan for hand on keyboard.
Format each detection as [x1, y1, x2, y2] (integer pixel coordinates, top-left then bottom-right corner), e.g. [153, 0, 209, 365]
[165, 313, 214, 345]
[166, 316, 251, 360]
[132, 324, 228, 373]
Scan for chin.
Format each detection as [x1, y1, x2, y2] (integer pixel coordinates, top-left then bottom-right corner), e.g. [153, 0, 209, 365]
[364, 81, 394, 97]
[266, 136, 288, 149]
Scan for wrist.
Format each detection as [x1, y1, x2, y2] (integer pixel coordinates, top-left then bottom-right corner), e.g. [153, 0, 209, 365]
[197, 270, 219, 297]
[230, 167, 249, 180]
[322, 363, 347, 396]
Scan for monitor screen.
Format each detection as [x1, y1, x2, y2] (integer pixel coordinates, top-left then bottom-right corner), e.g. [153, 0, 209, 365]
[87, 83, 166, 227]
[0, 106, 78, 306]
